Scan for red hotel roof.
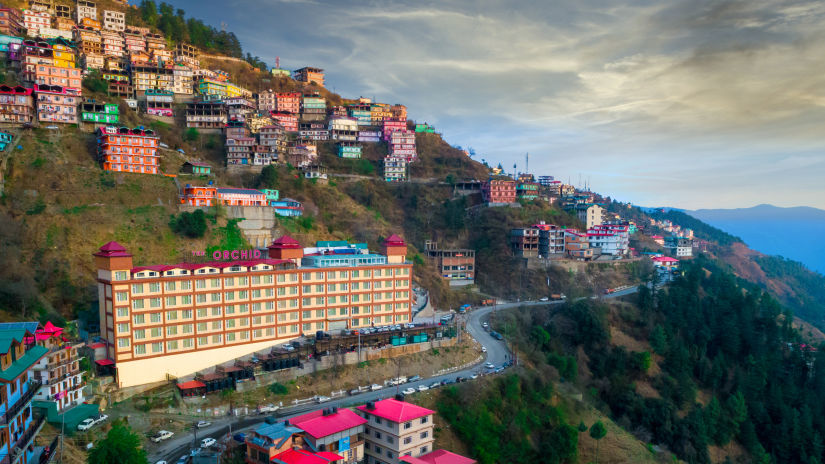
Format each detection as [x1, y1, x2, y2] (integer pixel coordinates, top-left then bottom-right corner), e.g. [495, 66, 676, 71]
[356, 398, 434, 423]
[94, 241, 133, 258]
[271, 449, 342, 464]
[290, 409, 367, 439]
[270, 235, 302, 249]
[177, 380, 206, 390]
[383, 234, 406, 246]
[652, 256, 679, 263]
[399, 450, 476, 464]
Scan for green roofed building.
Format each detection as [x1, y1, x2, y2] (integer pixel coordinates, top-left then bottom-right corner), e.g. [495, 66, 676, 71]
[0, 322, 48, 462]
[81, 100, 119, 124]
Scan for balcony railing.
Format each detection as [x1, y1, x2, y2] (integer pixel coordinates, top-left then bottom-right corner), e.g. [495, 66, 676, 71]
[0, 415, 46, 464]
[1, 380, 41, 426]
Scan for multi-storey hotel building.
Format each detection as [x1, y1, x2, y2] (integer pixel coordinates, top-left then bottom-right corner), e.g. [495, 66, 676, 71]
[94, 235, 413, 388]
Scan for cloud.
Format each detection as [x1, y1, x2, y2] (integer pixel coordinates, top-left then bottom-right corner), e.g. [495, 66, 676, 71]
[175, 0, 825, 208]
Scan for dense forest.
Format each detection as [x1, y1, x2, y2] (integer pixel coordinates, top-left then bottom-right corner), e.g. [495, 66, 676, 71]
[437, 373, 579, 464]
[485, 256, 825, 463]
[755, 255, 825, 329]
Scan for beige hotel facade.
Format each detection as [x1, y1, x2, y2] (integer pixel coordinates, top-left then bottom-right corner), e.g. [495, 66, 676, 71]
[94, 235, 413, 388]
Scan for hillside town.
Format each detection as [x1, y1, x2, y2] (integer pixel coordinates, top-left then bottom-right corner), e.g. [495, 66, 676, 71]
[0, 2, 709, 464]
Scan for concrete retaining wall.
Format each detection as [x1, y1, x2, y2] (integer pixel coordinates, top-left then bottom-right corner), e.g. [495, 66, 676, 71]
[178, 205, 278, 248]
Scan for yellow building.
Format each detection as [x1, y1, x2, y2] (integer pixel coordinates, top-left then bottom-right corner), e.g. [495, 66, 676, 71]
[51, 43, 75, 68]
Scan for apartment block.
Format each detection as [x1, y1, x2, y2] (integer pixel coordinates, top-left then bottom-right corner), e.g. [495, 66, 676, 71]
[357, 398, 435, 464]
[144, 90, 173, 117]
[535, 222, 565, 257]
[35, 83, 79, 123]
[185, 102, 226, 130]
[102, 9, 123, 31]
[516, 182, 539, 201]
[0, 84, 34, 123]
[0, 6, 24, 36]
[96, 125, 160, 175]
[226, 136, 255, 165]
[179, 184, 217, 207]
[564, 229, 593, 260]
[75, 0, 96, 22]
[338, 141, 362, 159]
[383, 156, 407, 183]
[275, 92, 300, 114]
[575, 204, 603, 229]
[298, 121, 329, 141]
[424, 241, 475, 285]
[481, 179, 516, 204]
[382, 118, 406, 141]
[174, 42, 198, 66]
[0, 322, 49, 464]
[80, 99, 118, 123]
[225, 97, 255, 122]
[172, 64, 193, 95]
[100, 29, 123, 57]
[270, 112, 298, 132]
[123, 29, 145, 53]
[93, 235, 413, 387]
[23, 9, 50, 37]
[293, 66, 324, 87]
[31, 322, 86, 412]
[587, 225, 629, 256]
[388, 130, 416, 162]
[329, 116, 358, 141]
[510, 228, 539, 258]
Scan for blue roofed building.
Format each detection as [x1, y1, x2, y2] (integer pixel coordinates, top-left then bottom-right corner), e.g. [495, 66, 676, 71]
[245, 421, 303, 463]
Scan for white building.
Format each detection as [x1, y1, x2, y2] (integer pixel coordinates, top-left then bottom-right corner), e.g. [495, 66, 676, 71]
[383, 156, 407, 182]
[102, 10, 125, 32]
[587, 224, 629, 256]
[76, 0, 97, 21]
[173, 64, 194, 95]
[23, 9, 51, 37]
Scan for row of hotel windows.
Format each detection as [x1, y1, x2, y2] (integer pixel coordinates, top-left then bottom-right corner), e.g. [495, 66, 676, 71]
[107, 164, 157, 173]
[125, 291, 410, 310]
[365, 444, 430, 463]
[113, 268, 411, 281]
[116, 303, 411, 330]
[122, 279, 410, 296]
[119, 315, 410, 352]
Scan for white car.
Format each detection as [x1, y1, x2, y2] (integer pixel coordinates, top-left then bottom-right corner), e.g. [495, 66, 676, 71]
[259, 404, 279, 413]
[96, 414, 109, 424]
[417, 385, 429, 392]
[370, 384, 383, 391]
[485, 362, 495, 369]
[201, 437, 216, 448]
[315, 395, 331, 403]
[429, 382, 441, 389]
[196, 421, 211, 428]
[155, 461, 167, 464]
[539, 297, 549, 302]
[402, 387, 416, 395]
[481, 346, 487, 353]
[77, 418, 95, 431]
[470, 374, 479, 380]
[151, 430, 174, 443]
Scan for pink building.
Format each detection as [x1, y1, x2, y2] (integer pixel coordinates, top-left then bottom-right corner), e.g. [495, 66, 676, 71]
[382, 118, 407, 141]
[275, 92, 301, 114]
[215, 187, 266, 206]
[400, 450, 476, 464]
[270, 112, 298, 132]
[35, 84, 79, 123]
[481, 179, 516, 204]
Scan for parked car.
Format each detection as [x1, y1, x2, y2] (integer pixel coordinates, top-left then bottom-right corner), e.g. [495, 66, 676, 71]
[417, 385, 429, 392]
[370, 384, 383, 391]
[350, 388, 363, 396]
[315, 395, 331, 404]
[77, 418, 95, 431]
[470, 374, 479, 380]
[429, 382, 441, 389]
[196, 421, 211, 429]
[481, 322, 488, 328]
[176, 456, 188, 464]
[485, 362, 495, 369]
[402, 387, 416, 395]
[201, 437, 216, 448]
[155, 461, 167, 464]
[539, 297, 549, 302]
[259, 404, 278, 413]
[151, 430, 174, 443]
[408, 375, 421, 382]
[481, 346, 487, 353]
[96, 414, 109, 424]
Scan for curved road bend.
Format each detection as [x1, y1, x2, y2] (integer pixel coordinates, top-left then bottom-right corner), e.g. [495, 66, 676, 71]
[151, 287, 639, 463]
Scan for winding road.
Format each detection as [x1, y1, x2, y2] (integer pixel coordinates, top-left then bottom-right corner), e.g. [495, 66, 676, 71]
[149, 287, 639, 463]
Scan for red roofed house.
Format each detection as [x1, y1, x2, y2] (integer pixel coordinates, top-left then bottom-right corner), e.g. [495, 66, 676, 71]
[30, 322, 87, 411]
[652, 256, 679, 270]
[291, 407, 367, 463]
[356, 398, 435, 464]
[399, 450, 476, 464]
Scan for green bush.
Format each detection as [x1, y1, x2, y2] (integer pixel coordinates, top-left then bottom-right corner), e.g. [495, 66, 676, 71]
[169, 210, 208, 238]
[269, 382, 288, 395]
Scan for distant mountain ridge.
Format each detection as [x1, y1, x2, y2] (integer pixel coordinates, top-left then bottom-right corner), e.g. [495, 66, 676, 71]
[686, 204, 825, 274]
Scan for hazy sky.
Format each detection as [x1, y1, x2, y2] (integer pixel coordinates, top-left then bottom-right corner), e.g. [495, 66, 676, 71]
[170, 0, 825, 209]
